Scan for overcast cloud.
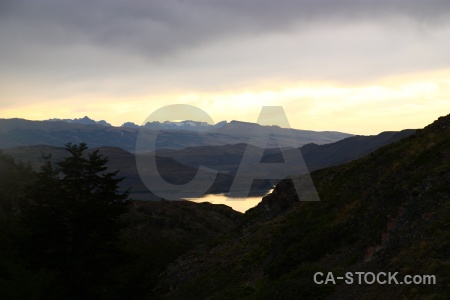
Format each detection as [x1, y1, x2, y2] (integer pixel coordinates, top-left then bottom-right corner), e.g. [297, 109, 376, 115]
[2, 1, 449, 77]
[1, 0, 450, 133]
[2, 0, 450, 57]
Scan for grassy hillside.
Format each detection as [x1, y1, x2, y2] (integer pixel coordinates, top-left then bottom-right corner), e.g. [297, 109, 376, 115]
[1, 114, 448, 299]
[158, 114, 450, 299]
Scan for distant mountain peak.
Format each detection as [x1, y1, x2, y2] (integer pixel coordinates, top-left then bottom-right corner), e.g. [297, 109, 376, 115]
[121, 121, 140, 128]
[122, 120, 228, 132]
[48, 116, 112, 127]
[225, 120, 282, 130]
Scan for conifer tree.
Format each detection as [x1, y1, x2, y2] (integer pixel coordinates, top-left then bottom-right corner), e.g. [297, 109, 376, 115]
[20, 143, 129, 299]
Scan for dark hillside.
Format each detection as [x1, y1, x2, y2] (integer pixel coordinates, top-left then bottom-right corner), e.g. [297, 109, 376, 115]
[2, 145, 251, 199]
[116, 200, 242, 298]
[0, 151, 35, 213]
[0, 146, 242, 299]
[263, 129, 416, 171]
[3, 128, 413, 200]
[158, 114, 450, 299]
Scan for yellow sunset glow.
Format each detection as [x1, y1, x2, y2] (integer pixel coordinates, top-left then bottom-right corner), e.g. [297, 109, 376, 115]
[2, 69, 450, 135]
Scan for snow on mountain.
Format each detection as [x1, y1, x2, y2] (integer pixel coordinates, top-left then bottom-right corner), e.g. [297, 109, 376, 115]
[129, 120, 227, 131]
[48, 116, 112, 127]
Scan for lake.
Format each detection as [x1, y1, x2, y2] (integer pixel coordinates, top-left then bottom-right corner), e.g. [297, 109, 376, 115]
[187, 190, 273, 213]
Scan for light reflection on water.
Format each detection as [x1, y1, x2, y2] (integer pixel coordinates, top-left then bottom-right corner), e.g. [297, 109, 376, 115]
[187, 190, 273, 213]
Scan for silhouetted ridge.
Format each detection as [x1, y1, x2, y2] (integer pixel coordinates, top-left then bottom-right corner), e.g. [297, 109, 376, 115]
[156, 113, 450, 299]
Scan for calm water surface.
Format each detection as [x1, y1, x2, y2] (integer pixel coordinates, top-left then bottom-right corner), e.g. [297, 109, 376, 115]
[187, 190, 273, 213]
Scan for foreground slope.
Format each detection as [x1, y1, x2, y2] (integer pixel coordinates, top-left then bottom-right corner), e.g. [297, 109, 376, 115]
[117, 200, 242, 299]
[0, 148, 242, 299]
[158, 114, 450, 299]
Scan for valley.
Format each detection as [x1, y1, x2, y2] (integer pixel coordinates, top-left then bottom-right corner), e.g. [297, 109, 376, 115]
[0, 115, 448, 299]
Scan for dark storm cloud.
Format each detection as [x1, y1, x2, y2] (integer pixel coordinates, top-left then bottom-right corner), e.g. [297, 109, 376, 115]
[1, 0, 450, 58]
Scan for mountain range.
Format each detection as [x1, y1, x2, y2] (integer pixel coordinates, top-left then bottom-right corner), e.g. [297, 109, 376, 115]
[48, 116, 113, 127]
[126, 120, 228, 132]
[153, 129, 416, 174]
[0, 118, 352, 152]
[1, 114, 449, 298]
[3, 127, 416, 200]
[48, 116, 227, 131]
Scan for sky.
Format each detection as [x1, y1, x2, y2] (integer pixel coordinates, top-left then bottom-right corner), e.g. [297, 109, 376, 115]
[1, 0, 450, 135]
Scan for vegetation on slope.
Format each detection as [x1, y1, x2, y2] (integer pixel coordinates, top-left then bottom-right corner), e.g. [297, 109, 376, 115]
[1, 114, 448, 299]
[158, 114, 450, 299]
